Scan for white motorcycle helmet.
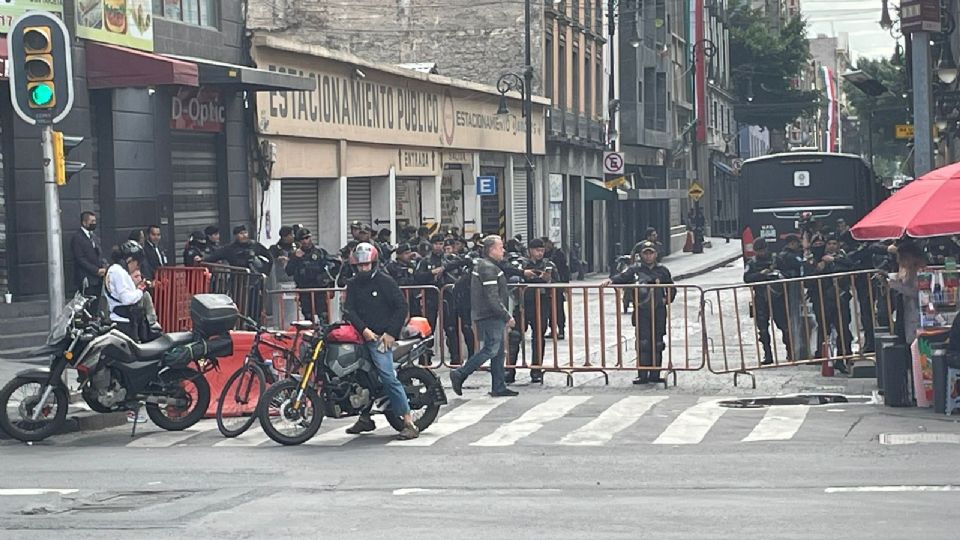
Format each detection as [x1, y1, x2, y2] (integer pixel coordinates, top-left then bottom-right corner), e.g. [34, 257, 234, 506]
[349, 242, 380, 279]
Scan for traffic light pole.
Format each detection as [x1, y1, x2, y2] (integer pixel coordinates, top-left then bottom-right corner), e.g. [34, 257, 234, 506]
[41, 125, 64, 323]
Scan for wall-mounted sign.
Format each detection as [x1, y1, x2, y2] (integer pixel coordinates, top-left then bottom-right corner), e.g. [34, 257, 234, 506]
[0, 1, 62, 33]
[900, 0, 941, 34]
[76, 0, 154, 52]
[476, 175, 497, 196]
[397, 148, 438, 175]
[895, 124, 915, 139]
[171, 87, 225, 132]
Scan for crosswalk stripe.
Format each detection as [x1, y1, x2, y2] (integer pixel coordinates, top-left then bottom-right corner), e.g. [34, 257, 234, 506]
[559, 396, 667, 446]
[126, 421, 215, 448]
[470, 396, 591, 447]
[653, 397, 729, 445]
[742, 406, 810, 442]
[389, 397, 507, 447]
[303, 423, 394, 446]
[214, 425, 271, 447]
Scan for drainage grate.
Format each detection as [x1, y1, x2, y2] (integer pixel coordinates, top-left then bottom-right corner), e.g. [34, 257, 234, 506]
[718, 394, 870, 409]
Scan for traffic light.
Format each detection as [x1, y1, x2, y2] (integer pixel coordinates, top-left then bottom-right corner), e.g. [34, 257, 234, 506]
[8, 12, 74, 126]
[52, 132, 86, 186]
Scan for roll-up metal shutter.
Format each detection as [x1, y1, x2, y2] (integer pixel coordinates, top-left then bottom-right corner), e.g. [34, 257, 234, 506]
[280, 179, 320, 234]
[172, 132, 219, 246]
[346, 178, 372, 231]
[512, 168, 528, 240]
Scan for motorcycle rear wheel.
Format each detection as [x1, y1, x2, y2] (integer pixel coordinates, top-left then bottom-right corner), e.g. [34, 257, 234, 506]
[0, 377, 69, 442]
[145, 368, 210, 431]
[385, 366, 442, 433]
[258, 379, 324, 446]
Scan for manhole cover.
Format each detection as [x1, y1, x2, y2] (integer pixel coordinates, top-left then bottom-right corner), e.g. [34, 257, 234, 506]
[719, 393, 870, 408]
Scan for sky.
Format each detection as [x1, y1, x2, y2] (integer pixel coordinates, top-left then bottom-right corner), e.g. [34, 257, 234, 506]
[803, 0, 898, 60]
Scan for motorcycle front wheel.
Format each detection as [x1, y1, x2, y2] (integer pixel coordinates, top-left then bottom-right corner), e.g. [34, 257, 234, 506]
[145, 368, 211, 431]
[258, 379, 324, 446]
[0, 377, 69, 442]
[385, 366, 442, 433]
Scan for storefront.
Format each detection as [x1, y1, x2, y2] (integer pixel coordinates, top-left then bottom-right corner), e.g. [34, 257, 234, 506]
[250, 35, 547, 252]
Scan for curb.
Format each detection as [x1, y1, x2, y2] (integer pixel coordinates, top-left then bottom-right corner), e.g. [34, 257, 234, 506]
[673, 253, 743, 282]
[0, 409, 127, 441]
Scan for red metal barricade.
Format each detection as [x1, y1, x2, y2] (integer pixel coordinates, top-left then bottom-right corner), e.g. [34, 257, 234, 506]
[153, 266, 211, 332]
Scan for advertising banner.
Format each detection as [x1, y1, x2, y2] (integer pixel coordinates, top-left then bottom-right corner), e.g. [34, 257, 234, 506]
[0, 1, 63, 33]
[76, 0, 154, 52]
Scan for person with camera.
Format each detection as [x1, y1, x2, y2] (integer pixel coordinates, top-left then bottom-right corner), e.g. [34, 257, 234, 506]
[104, 241, 147, 342]
[604, 241, 676, 384]
[805, 234, 855, 370]
[744, 238, 790, 365]
[506, 238, 559, 384]
[285, 228, 336, 323]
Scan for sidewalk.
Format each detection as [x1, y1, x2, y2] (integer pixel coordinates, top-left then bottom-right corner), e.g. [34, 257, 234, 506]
[579, 237, 743, 284]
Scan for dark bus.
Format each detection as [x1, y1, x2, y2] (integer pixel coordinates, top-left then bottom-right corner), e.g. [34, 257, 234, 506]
[738, 152, 878, 258]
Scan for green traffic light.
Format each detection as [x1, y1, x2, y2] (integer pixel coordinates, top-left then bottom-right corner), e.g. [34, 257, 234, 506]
[30, 83, 54, 107]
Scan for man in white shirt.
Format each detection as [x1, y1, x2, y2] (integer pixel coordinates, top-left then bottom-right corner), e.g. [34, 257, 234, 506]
[104, 240, 146, 340]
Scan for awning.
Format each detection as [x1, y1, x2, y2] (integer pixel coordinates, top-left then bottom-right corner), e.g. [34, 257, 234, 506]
[166, 55, 316, 92]
[86, 42, 198, 90]
[713, 159, 736, 176]
[585, 178, 627, 201]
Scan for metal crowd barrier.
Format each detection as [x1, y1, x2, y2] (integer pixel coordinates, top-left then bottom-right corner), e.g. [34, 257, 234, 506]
[153, 266, 211, 331]
[704, 269, 893, 387]
[203, 262, 268, 323]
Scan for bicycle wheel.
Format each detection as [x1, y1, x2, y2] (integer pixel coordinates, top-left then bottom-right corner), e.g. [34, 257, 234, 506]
[216, 362, 267, 438]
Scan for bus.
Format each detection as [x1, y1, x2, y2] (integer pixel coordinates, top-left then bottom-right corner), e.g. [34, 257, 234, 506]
[738, 152, 879, 258]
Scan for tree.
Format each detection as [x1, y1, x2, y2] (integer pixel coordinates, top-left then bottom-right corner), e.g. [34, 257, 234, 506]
[728, 0, 821, 145]
[842, 55, 911, 178]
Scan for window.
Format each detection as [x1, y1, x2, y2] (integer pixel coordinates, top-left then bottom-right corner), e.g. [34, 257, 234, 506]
[655, 72, 666, 131]
[596, 62, 603, 116]
[573, 0, 580, 21]
[644, 68, 655, 130]
[584, 53, 592, 118]
[559, 41, 568, 109]
[573, 49, 580, 113]
[546, 35, 554, 99]
[154, 0, 218, 27]
[584, 0, 591, 29]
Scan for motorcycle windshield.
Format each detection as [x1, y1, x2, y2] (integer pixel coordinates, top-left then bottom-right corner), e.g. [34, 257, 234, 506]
[46, 294, 86, 346]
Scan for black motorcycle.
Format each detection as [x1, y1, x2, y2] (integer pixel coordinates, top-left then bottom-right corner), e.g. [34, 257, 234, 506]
[0, 290, 232, 443]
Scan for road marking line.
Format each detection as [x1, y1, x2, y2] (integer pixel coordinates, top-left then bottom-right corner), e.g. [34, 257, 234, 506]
[303, 423, 393, 446]
[214, 425, 271, 447]
[389, 397, 507, 447]
[879, 433, 960, 445]
[125, 420, 215, 448]
[559, 396, 667, 446]
[653, 397, 729, 445]
[742, 405, 810, 442]
[825, 485, 960, 493]
[393, 488, 444, 496]
[470, 396, 591, 447]
[0, 489, 78, 496]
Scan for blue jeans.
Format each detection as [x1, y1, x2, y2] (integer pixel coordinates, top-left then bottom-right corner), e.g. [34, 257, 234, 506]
[455, 318, 508, 393]
[365, 342, 411, 418]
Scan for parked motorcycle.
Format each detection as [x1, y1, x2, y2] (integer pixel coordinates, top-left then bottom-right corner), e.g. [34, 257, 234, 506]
[0, 290, 235, 443]
[258, 317, 447, 445]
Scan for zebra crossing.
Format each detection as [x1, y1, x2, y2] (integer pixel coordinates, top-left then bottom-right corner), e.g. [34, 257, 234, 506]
[1, 394, 872, 449]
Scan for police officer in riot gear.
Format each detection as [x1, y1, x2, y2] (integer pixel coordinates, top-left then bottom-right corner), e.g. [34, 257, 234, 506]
[806, 234, 855, 372]
[605, 241, 676, 385]
[386, 243, 422, 317]
[183, 230, 210, 266]
[205, 225, 274, 318]
[744, 238, 790, 365]
[507, 238, 558, 384]
[286, 228, 335, 323]
[414, 234, 450, 335]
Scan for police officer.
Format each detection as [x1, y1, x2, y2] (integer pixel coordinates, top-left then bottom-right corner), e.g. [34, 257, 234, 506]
[450, 252, 476, 366]
[286, 228, 335, 323]
[605, 241, 676, 385]
[543, 237, 569, 340]
[744, 238, 790, 365]
[807, 234, 855, 371]
[507, 238, 558, 384]
[415, 234, 452, 344]
[776, 234, 807, 360]
[270, 225, 296, 282]
[182, 230, 210, 266]
[386, 243, 421, 317]
[204, 225, 221, 251]
[205, 225, 273, 318]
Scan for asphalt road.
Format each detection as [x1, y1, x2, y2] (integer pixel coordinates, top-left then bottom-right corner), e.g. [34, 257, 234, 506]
[2, 263, 960, 538]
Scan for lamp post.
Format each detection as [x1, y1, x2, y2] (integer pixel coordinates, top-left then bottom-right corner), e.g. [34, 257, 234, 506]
[496, 64, 535, 241]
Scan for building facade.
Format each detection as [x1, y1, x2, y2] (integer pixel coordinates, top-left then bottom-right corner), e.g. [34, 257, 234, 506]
[0, 0, 309, 299]
[251, 36, 547, 253]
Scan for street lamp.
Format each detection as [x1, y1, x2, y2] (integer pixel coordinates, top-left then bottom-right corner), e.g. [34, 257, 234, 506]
[937, 44, 958, 85]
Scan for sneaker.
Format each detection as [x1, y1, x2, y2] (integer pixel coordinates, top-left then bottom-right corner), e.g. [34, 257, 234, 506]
[127, 410, 148, 424]
[489, 389, 519, 397]
[449, 370, 465, 396]
[346, 416, 376, 434]
[397, 423, 420, 440]
[530, 371, 544, 384]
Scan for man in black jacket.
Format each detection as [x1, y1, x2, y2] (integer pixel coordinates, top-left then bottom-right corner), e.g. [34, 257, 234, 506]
[342, 242, 419, 440]
[286, 228, 335, 323]
[605, 241, 676, 384]
[414, 234, 451, 343]
[744, 238, 790, 364]
[205, 225, 273, 318]
[70, 211, 106, 296]
[507, 238, 558, 384]
[142, 225, 168, 281]
[449, 235, 518, 397]
[806, 235, 855, 370]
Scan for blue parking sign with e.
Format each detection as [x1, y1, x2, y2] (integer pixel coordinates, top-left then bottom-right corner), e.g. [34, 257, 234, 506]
[476, 175, 497, 196]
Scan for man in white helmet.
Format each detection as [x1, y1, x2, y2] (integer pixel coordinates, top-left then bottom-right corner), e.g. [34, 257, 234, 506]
[342, 242, 420, 440]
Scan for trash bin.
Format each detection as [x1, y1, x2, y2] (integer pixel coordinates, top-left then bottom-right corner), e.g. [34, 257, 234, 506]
[882, 343, 913, 407]
[932, 346, 960, 414]
[874, 332, 899, 391]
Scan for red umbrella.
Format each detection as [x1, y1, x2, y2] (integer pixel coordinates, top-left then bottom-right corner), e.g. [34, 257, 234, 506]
[851, 162, 960, 240]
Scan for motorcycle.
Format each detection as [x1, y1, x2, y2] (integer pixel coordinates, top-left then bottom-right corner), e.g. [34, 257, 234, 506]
[0, 289, 231, 443]
[258, 317, 447, 445]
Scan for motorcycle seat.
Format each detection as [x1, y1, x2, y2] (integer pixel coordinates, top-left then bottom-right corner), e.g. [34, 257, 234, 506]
[131, 332, 197, 360]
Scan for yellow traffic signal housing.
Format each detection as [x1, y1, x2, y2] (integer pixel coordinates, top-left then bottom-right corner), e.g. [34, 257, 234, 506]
[23, 26, 56, 109]
[53, 131, 66, 185]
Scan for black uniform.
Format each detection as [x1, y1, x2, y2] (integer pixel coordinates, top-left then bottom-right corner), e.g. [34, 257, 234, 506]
[286, 245, 335, 322]
[546, 245, 570, 337]
[451, 260, 476, 365]
[414, 252, 447, 336]
[508, 257, 558, 380]
[182, 242, 213, 267]
[385, 258, 421, 317]
[610, 262, 676, 383]
[205, 240, 273, 318]
[744, 253, 790, 363]
[806, 250, 855, 357]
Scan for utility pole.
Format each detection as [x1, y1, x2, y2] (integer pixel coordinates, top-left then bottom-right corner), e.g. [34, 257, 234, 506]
[912, 31, 934, 176]
[524, 0, 535, 241]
